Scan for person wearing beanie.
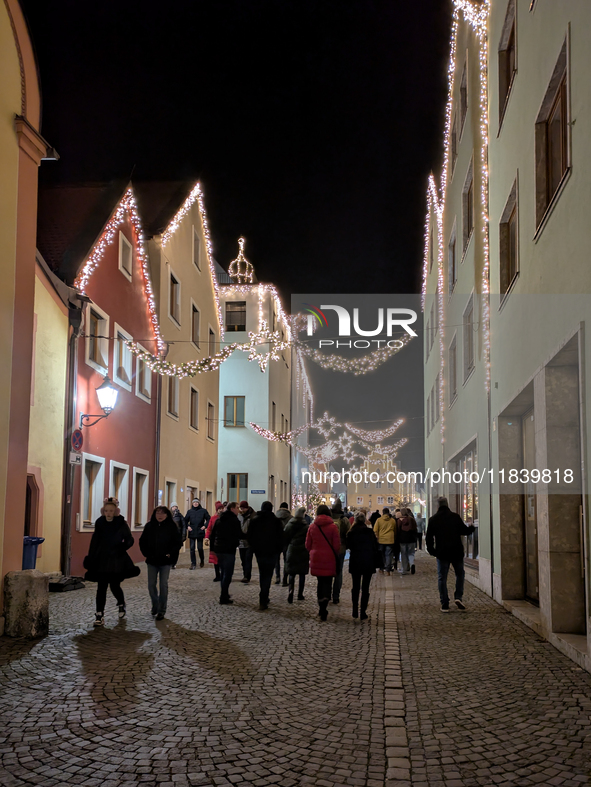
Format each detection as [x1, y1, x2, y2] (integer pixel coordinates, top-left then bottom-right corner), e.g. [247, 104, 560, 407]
[238, 500, 255, 583]
[246, 501, 284, 610]
[184, 498, 210, 569]
[208, 502, 243, 604]
[305, 504, 341, 622]
[283, 506, 310, 603]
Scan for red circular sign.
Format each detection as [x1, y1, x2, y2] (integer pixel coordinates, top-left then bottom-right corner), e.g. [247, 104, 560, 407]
[71, 429, 84, 452]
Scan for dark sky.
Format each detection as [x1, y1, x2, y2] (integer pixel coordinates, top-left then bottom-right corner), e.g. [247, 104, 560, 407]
[23, 0, 452, 302]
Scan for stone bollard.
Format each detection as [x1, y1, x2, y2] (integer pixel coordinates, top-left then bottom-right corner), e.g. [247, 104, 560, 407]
[4, 569, 49, 638]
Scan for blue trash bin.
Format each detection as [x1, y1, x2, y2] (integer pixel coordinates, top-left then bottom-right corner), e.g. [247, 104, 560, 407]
[22, 536, 45, 570]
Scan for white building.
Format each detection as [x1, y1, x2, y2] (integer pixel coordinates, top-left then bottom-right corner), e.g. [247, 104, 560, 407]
[216, 241, 291, 509]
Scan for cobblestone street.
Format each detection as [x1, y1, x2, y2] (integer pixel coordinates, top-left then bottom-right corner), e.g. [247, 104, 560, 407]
[1, 552, 591, 786]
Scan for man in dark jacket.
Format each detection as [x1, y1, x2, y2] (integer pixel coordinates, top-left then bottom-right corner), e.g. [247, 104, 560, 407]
[208, 502, 242, 604]
[184, 499, 210, 570]
[426, 497, 476, 612]
[247, 501, 285, 611]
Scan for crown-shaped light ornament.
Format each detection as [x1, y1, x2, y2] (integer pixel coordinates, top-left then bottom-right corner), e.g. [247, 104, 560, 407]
[228, 237, 254, 284]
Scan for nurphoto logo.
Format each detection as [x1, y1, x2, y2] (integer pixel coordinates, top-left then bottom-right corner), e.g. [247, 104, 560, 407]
[303, 302, 418, 349]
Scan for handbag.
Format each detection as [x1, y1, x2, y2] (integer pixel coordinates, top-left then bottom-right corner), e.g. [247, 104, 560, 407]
[316, 522, 340, 573]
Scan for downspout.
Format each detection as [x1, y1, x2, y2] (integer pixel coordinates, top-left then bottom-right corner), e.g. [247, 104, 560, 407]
[60, 302, 83, 576]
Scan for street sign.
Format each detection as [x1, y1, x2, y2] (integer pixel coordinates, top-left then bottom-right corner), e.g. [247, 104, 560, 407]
[69, 452, 82, 466]
[71, 429, 84, 452]
[250, 490, 266, 494]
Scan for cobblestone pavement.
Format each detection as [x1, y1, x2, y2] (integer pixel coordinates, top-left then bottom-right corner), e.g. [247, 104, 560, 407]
[394, 552, 591, 787]
[0, 553, 390, 787]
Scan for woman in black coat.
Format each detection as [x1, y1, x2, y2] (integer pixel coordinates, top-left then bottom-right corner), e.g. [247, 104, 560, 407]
[83, 498, 139, 627]
[140, 506, 183, 620]
[283, 506, 310, 603]
[346, 512, 380, 620]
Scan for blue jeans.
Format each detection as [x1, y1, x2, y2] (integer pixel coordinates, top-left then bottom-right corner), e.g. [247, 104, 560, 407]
[147, 564, 171, 614]
[378, 543, 394, 571]
[217, 552, 236, 601]
[332, 554, 345, 601]
[400, 543, 416, 574]
[437, 557, 465, 606]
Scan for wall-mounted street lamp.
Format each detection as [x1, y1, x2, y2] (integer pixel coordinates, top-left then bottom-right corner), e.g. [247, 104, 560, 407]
[79, 375, 119, 428]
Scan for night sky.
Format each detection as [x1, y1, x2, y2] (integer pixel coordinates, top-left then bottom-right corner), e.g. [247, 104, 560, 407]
[23, 0, 452, 302]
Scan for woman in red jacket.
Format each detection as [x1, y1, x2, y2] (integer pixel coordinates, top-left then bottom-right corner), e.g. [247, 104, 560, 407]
[205, 501, 224, 582]
[305, 504, 341, 621]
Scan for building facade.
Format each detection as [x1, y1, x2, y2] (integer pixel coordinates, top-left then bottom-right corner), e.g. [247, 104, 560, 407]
[424, 0, 591, 670]
[142, 183, 221, 517]
[216, 244, 291, 509]
[0, 0, 53, 624]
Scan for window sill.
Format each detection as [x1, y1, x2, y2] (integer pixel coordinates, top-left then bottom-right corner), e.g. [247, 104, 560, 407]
[168, 314, 182, 331]
[449, 393, 458, 410]
[191, 341, 201, 353]
[119, 267, 132, 283]
[114, 376, 132, 393]
[188, 425, 199, 434]
[461, 229, 474, 262]
[533, 167, 572, 242]
[463, 365, 476, 387]
[136, 390, 151, 404]
[224, 424, 246, 428]
[193, 263, 201, 274]
[498, 272, 519, 311]
[166, 411, 179, 422]
[206, 437, 215, 444]
[498, 73, 517, 135]
[85, 357, 108, 375]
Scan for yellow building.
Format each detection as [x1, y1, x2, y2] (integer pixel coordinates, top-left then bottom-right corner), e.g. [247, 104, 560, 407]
[141, 183, 221, 515]
[347, 453, 418, 514]
[0, 0, 54, 625]
[27, 255, 79, 574]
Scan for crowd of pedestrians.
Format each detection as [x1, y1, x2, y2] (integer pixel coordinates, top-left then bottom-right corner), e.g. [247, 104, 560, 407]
[83, 494, 473, 625]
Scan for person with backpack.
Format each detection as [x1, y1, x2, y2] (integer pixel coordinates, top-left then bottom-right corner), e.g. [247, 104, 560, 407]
[83, 497, 139, 627]
[346, 512, 380, 620]
[208, 502, 242, 604]
[247, 501, 285, 610]
[330, 500, 351, 604]
[283, 506, 310, 603]
[373, 507, 397, 575]
[184, 498, 210, 569]
[398, 507, 418, 575]
[305, 505, 341, 622]
[139, 506, 183, 619]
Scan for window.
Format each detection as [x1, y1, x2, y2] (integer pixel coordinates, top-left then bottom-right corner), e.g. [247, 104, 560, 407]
[132, 468, 149, 529]
[166, 480, 177, 508]
[189, 387, 199, 430]
[387, 496, 394, 505]
[448, 225, 457, 294]
[451, 113, 458, 172]
[459, 56, 468, 135]
[224, 396, 245, 427]
[207, 402, 215, 440]
[425, 318, 430, 363]
[169, 270, 181, 325]
[206, 491, 213, 513]
[226, 301, 246, 332]
[376, 480, 382, 489]
[377, 496, 384, 505]
[208, 328, 215, 358]
[192, 226, 201, 271]
[462, 161, 474, 252]
[110, 461, 129, 522]
[463, 297, 475, 381]
[449, 444, 479, 561]
[449, 336, 458, 404]
[431, 384, 436, 430]
[113, 323, 133, 390]
[270, 475, 275, 506]
[500, 180, 519, 296]
[535, 41, 569, 230]
[285, 418, 289, 434]
[498, 0, 516, 125]
[363, 481, 369, 489]
[118, 231, 133, 281]
[435, 374, 441, 423]
[429, 226, 434, 272]
[85, 304, 109, 373]
[168, 375, 179, 418]
[81, 453, 105, 528]
[271, 401, 277, 431]
[387, 481, 394, 490]
[191, 304, 200, 348]
[135, 344, 151, 402]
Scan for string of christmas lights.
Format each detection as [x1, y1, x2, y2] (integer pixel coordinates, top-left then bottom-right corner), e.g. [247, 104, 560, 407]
[74, 189, 166, 356]
[344, 419, 404, 442]
[126, 324, 290, 377]
[228, 237, 254, 284]
[296, 334, 412, 375]
[160, 182, 225, 340]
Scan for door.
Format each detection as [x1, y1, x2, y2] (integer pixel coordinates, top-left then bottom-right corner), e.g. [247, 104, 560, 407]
[522, 408, 539, 603]
[227, 474, 248, 504]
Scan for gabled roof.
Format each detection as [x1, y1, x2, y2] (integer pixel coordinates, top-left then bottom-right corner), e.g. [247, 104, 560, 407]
[133, 181, 196, 238]
[37, 181, 128, 283]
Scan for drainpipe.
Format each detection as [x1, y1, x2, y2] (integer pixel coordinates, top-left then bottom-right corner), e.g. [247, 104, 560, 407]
[488, 380, 495, 600]
[60, 302, 83, 576]
[154, 342, 169, 508]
